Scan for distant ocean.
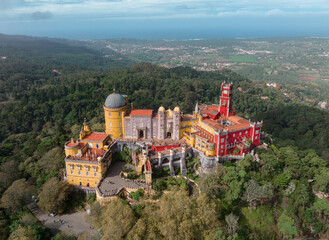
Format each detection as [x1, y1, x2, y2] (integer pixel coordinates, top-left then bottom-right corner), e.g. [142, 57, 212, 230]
[1, 16, 329, 40]
[20, 28, 329, 40]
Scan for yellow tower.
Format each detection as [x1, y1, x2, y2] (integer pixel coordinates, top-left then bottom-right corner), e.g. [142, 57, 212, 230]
[104, 90, 128, 139]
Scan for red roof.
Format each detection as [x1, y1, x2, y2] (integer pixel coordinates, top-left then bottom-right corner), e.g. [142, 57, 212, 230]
[82, 132, 108, 142]
[67, 148, 106, 162]
[130, 109, 153, 116]
[66, 141, 78, 147]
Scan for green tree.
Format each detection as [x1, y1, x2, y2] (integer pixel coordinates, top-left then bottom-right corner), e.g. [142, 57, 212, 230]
[99, 200, 136, 240]
[242, 179, 273, 208]
[313, 198, 329, 227]
[277, 213, 297, 239]
[156, 187, 220, 240]
[38, 177, 72, 214]
[0, 179, 35, 212]
[198, 166, 228, 199]
[8, 225, 37, 240]
[225, 213, 239, 238]
[313, 168, 329, 193]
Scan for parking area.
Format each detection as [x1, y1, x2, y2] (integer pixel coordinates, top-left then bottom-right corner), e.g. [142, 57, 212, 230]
[28, 202, 92, 236]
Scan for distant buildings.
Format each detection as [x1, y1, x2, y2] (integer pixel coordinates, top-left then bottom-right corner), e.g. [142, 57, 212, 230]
[266, 82, 277, 88]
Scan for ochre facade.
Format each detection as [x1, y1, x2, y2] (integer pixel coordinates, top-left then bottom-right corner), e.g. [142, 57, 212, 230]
[64, 119, 111, 188]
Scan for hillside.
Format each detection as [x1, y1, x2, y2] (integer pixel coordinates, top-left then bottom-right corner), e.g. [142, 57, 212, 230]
[0, 35, 328, 239]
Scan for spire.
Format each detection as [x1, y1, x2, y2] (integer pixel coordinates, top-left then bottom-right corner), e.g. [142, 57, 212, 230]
[83, 117, 87, 126]
[195, 101, 199, 113]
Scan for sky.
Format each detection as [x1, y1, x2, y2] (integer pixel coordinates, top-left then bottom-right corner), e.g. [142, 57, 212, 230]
[1, 0, 329, 39]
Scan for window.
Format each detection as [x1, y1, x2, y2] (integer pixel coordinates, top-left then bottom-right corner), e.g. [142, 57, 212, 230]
[110, 134, 113, 138]
[221, 138, 224, 143]
[256, 130, 259, 134]
[94, 173, 97, 177]
[108, 112, 111, 116]
[95, 144, 99, 149]
[84, 166, 89, 171]
[110, 128, 112, 131]
[69, 164, 73, 169]
[221, 145, 224, 148]
[239, 132, 242, 136]
[77, 165, 81, 170]
[93, 166, 97, 172]
[86, 172, 89, 176]
[120, 122, 122, 126]
[140, 122, 143, 127]
[183, 123, 186, 127]
[233, 133, 235, 137]
[255, 136, 258, 139]
[72, 180, 74, 182]
[221, 150, 224, 153]
[110, 122, 112, 126]
[78, 171, 81, 175]
[192, 122, 194, 125]
[224, 90, 228, 94]
[246, 130, 248, 134]
[70, 170, 73, 174]
[120, 134, 123, 138]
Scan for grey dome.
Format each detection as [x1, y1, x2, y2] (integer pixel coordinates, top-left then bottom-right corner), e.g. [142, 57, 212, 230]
[104, 92, 126, 108]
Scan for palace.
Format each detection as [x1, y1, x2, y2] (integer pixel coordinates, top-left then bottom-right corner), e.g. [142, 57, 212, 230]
[64, 82, 262, 189]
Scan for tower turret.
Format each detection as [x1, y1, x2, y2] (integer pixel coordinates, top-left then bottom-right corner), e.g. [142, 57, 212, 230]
[219, 82, 233, 117]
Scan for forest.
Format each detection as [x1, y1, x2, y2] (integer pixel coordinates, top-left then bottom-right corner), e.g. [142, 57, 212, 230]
[0, 34, 328, 239]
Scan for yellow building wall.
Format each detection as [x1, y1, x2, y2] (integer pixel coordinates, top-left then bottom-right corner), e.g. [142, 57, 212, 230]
[192, 136, 216, 157]
[180, 119, 199, 136]
[104, 105, 128, 139]
[65, 156, 111, 188]
[65, 147, 78, 157]
[183, 132, 195, 147]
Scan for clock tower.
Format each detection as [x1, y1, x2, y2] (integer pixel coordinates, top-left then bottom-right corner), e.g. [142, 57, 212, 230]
[219, 82, 233, 117]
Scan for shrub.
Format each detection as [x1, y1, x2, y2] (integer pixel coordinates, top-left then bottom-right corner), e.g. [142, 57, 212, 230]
[130, 189, 144, 201]
[127, 172, 139, 180]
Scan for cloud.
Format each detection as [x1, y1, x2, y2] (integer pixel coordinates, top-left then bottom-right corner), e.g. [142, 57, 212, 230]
[2, 0, 329, 20]
[31, 11, 52, 20]
[0, 0, 25, 10]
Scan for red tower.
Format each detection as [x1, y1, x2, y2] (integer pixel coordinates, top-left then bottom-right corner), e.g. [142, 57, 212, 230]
[219, 82, 233, 117]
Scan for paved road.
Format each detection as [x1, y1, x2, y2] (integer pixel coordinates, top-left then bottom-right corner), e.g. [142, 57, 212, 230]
[98, 161, 145, 195]
[28, 203, 92, 236]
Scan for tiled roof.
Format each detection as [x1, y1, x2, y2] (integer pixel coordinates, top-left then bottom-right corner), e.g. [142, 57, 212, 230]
[78, 142, 87, 149]
[192, 125, 215, 143]
[67, 148, 106, 162]
[201, 115, 251, 132]
[201, 109, 219, 116]
[182, 115, 197, 120]
[66, 141, 78, 147]
[82, 132, 108, 142]
[130, 109, 153, 116]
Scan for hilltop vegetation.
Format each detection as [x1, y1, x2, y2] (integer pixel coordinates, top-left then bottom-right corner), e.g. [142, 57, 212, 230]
[0, 34, 328, 239]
